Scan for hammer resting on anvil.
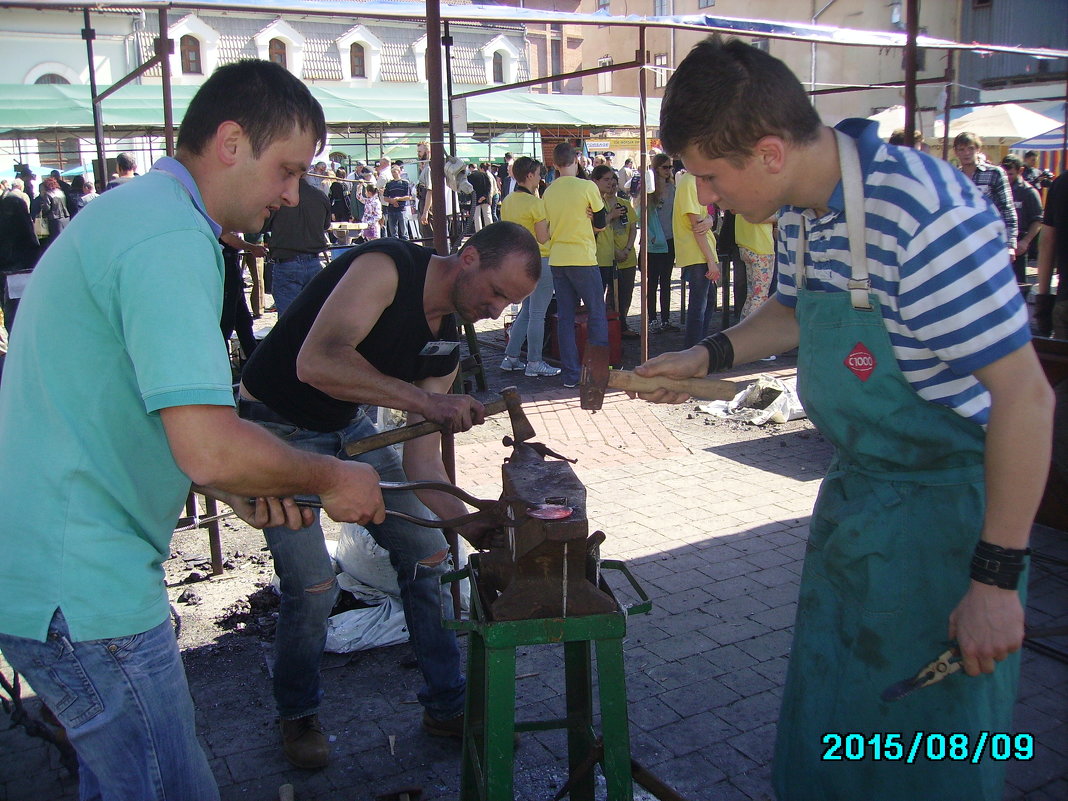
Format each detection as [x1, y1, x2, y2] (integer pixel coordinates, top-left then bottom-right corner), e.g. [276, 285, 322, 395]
[579, 343, 740, 411]
[344, 385, 534, 456]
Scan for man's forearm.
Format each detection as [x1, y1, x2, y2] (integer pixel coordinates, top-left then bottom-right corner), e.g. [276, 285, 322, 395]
[163, 405, 345, 498]
[975, 348, 1054, 550]
[715, 296, 800, 367]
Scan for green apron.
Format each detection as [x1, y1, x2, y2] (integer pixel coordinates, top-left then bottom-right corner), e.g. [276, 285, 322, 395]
[771, 132, 1021, 801]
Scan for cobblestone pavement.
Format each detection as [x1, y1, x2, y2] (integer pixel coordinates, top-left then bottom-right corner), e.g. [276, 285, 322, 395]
[2, 294, 1066, 801]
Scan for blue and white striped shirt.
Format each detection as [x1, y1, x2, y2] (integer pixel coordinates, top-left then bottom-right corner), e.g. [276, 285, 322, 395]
[776, 118, 1030, 426]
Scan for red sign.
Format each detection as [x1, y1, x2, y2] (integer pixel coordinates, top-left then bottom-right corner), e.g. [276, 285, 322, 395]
[845, 342, 876, 382]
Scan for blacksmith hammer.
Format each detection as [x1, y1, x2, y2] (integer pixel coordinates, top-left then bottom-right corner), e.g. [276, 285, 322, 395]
[579, 343, 740, 411]
[344, 386, 534, 456]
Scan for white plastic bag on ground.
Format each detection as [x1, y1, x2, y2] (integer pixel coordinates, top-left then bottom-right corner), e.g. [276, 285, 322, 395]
[324, 596, 408, 653]
[697, 374, 807, 425]
[320, 523, 472, 653]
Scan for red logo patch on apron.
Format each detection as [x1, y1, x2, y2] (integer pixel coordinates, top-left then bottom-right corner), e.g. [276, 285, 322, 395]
[844, 342, 876, 382]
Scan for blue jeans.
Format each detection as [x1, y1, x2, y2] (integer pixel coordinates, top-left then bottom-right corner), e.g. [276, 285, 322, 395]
[243, 406, 465, 722]
[0, 609, 218, 801]
[683, 263, 718, 348]
[551, 265, 608, 385]
[385, 210, 408, 240]
[270, 253, 322, 316]
[505, 257, 553, 363]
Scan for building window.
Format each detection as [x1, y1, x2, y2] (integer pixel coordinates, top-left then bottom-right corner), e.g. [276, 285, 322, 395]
[493, 51, 504, 83]
[698, 0, 715, 7]
[598, 56, 613, 94]
[350, 43, 366, 78]
[751, 38, 769, 52]
[38, 136, 80, 168]
[653, 0, 670, 16]
[597, 0, 610, 11]
[653, 53, 668, 88]
[269, 38, 287, 68]
[34, 73, 70, 84]
[180, 35, 202, 75]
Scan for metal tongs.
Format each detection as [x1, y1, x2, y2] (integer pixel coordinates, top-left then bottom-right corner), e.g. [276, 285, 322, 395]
[296, 480, 528, 530]
[880, 647, 962, 702]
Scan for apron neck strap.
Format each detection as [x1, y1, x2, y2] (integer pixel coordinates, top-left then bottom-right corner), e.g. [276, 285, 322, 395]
[834, 129, 872, 310]
[795, 132, 872, 311]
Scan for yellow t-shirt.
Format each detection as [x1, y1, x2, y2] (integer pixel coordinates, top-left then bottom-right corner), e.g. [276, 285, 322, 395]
[672, 172, 716, 269]
[734, 216, 775, 255]
[543, 176, 605, 267]
[501, 190, 549, 258]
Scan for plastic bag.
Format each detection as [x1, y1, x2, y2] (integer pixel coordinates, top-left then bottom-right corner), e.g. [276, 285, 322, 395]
[697, 374, 806, 425]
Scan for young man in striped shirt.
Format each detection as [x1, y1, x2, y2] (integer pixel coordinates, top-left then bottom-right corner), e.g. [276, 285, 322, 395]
[633, 36, 1052, 801]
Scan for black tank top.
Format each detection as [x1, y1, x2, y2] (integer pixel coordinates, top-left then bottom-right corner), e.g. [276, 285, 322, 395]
[242, 239, 459, 432]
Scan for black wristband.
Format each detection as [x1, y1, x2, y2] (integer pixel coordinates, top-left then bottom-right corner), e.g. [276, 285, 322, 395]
[970, 540, 1030, 590]
[698, 331, 735, 373]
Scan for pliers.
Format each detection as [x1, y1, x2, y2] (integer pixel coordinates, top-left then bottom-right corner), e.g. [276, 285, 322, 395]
[881, 647, 962, 703]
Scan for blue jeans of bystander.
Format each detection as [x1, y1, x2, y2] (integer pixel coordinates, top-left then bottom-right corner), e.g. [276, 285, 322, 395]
[551, 265, 608, 385]
[270, 253, 322, 316]
[505, 257, 553, 364]
[385, 210, 408, 240]
[683, 263, 718, 348]
[0, 609, 218, 801]
[241, 405, 465, 723]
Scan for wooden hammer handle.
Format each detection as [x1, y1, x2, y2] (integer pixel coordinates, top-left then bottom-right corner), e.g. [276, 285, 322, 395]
[344, 397, 508, 457]
[605, 370, 739, 400]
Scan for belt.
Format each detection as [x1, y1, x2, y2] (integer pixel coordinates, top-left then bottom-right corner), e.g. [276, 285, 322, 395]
[237, 398, 297, 426]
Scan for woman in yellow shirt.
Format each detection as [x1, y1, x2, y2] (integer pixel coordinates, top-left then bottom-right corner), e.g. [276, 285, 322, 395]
[499, 157, 560, 377]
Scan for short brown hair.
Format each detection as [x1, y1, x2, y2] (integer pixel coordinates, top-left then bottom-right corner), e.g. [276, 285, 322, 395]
[661, 36, 821, 164]
[511, 156, 541, 184]
[954, 131, 983, 150]
[553, 142, 577, 168]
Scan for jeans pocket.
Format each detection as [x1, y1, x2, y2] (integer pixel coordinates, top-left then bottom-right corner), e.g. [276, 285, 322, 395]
[37, 636, 105, 728]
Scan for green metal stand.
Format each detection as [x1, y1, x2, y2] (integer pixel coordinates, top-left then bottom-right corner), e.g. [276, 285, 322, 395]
[443, 557, 650, 801]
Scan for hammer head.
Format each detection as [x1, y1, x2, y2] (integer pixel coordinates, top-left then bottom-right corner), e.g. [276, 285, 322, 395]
[578, 344, 610, 411]
[500, 386, 536, 442]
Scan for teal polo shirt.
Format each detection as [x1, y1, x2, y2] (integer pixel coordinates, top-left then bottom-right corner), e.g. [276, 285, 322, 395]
[0, 163, 235, 642]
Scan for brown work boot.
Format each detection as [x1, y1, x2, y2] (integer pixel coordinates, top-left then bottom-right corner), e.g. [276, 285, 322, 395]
[280, 714, 330, 769]
[422, 709, 465, 739]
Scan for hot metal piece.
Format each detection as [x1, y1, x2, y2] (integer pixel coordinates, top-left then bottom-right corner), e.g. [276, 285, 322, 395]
[527, 504, 574, 520]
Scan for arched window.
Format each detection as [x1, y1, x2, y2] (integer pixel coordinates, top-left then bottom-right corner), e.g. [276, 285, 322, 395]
[269, 39, 287, 68]
[350, 43, 366, 78]
[34, 74, 70, 85]
[180, 35, 202, 75]
[492, 52, 504, 84]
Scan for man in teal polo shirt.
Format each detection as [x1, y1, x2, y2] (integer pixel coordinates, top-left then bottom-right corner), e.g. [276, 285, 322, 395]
[0, 60, 385, 801]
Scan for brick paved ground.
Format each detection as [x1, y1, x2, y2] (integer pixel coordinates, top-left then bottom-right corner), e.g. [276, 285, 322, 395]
[2, 296, 1066, 801]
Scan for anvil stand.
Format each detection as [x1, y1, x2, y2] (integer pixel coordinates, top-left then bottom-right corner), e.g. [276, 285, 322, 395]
[443, 554, 650, 801]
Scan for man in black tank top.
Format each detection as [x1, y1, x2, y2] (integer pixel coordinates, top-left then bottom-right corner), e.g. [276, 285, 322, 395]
[238, 222, 540, 768]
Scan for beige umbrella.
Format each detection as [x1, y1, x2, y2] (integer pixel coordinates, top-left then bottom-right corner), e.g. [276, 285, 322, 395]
[934, 103, 1060, 143]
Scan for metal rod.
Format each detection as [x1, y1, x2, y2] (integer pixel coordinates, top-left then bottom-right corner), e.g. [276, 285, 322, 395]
[637, 26, 649, 365]
[903, 0, 919, 147]
[425, 0, 448, 256]
[158, 8, 174, 157]
[941, 51, 955, 161]
[82, 9, 107, 187]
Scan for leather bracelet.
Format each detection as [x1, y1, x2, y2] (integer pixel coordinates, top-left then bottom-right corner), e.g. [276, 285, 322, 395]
[970, 541, 1030, 590]
[698, 331, 734, 373]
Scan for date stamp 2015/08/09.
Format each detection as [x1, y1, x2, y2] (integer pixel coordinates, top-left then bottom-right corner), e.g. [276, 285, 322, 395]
[821, 732, 1033, 764]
